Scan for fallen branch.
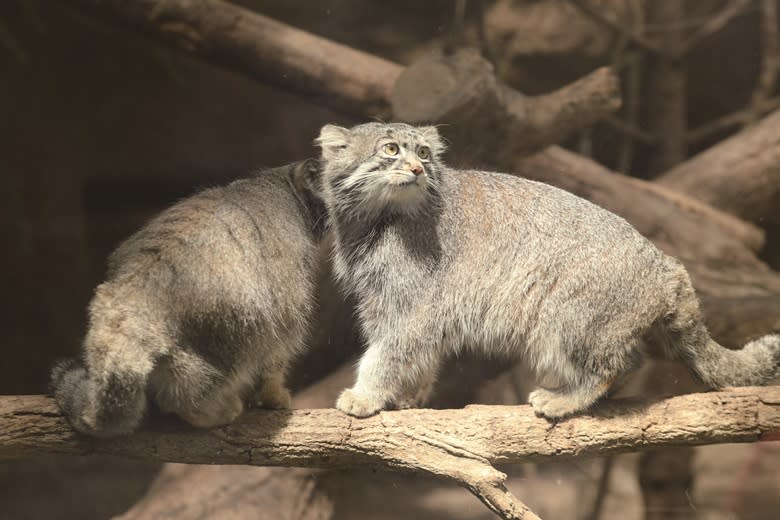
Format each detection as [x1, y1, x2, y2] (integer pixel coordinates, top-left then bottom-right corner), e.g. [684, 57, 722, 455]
[64, 0, 766, 257]
[63, 0, 403, 117]
[679, 0, 753, 55]
[65, 0, 620, 154]
[658, 108, 780, 227]
[2, 388, 780, 519]
[118, 364, 357, 520]
[567, 0, 665, 57]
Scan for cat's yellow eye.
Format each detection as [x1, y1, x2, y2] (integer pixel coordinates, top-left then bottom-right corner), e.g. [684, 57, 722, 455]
[382, 143, 399, 156]
[417, 146, 431, 160]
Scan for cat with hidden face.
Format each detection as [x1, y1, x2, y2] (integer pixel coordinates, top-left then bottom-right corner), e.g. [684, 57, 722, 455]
[316, 122, 780, 420]
[51, 160, 324, 436]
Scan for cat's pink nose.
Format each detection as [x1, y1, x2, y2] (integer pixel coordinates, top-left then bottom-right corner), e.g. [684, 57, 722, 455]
[410, 163, 423, 176]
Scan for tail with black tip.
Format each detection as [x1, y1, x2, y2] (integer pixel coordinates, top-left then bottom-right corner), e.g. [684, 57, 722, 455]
[50, 357, 149, 437]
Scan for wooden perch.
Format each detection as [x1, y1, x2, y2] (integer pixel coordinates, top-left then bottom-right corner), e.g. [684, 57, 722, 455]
[658, 108, 780, 227]
[2, 387, 780, 520]
[390, 49, 621, 157]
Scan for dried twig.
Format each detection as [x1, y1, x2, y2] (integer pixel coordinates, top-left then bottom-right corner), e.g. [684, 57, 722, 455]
[604, 115, 657, 146]
[686, 96, 780, 143]
[679, 0, 753, 55]
[567, 0, 667, 57]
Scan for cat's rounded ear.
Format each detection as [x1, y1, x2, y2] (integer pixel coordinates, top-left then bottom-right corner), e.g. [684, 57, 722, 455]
[418, 126, 446, 155]
[315, 125, 350, 160]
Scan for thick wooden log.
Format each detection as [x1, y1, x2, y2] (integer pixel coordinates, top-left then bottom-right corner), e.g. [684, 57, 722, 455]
[658, 108, 780, 227]
[116, 365, 357, 520]
[2, 388, 779, 469]
[63, 0, 403, 117]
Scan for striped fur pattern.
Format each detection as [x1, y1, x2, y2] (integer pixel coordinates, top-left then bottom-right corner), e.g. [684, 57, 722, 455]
[50, 160, 325, 436]
[318, 122, 780, 420]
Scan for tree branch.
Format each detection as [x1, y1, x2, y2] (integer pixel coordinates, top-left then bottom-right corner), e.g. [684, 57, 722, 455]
[62, 0, 404, 118]
[659, 108, 780, 227]
[679, 0, 753, 56]
[2, 388, 780, 519]
[65, 0, 621, 154]
[390, 49, 621, 158]
[566, 0, 666, 57]
[62, 0, 768, 258]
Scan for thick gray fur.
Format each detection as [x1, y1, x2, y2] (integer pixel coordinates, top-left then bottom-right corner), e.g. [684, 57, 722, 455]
[316, 122, 780, 420]
[50, 160, 325, 436]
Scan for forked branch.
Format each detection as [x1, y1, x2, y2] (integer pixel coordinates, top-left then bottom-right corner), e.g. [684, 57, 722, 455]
[2, 387, 780, 520]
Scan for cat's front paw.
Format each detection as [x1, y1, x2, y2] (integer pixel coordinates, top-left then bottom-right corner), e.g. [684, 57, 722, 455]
[528, 388, 575, 420]
[336, 389, 384, 417]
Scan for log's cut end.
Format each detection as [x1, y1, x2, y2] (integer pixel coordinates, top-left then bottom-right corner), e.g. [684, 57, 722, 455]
[390, 49, 500, 124]
[391, 50, 622, 157]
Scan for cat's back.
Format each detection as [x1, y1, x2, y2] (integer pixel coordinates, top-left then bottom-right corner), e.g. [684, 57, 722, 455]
[105, 166, 317, 320]
[435, 169, 669, 301]
[439, 169, 656, 254]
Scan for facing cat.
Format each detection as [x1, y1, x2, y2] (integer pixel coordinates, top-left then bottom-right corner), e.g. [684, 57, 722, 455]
[50, 160, 324, 436]
[317, 122, 780, 420]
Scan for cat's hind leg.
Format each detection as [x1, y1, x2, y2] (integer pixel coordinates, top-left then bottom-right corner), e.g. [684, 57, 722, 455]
[177, 388, 245, 429]
[151, 351, 246, 429]
[251, 331, 302, 410]
[253, 371, 293, 409]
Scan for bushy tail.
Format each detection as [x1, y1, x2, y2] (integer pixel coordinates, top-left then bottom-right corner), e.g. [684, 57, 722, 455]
[681, 335, 780, 388]
[49, 357, 148, 437]
[663, 264, 780, 388]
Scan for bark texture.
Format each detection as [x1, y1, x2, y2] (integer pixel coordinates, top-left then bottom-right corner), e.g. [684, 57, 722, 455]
[1, 387, 779, 477]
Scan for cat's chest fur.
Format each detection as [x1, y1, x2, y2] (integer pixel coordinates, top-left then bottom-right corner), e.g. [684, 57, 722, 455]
[333, 213, 443, 311]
